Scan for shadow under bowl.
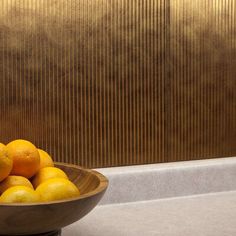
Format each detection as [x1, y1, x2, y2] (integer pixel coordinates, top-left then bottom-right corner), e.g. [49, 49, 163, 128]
[0, 162, 108, 235]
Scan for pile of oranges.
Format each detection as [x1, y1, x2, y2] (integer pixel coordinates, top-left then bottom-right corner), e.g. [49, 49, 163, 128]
[0, 139, 80, 203]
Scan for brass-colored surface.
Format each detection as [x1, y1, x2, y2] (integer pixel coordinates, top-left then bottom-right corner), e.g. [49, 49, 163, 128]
[0, 0, 236, 167]
[0, 0, 164, 167]
[168, 0, 236, 161]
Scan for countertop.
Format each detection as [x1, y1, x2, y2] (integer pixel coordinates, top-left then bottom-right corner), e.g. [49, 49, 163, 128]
[63, 190, 236, 236]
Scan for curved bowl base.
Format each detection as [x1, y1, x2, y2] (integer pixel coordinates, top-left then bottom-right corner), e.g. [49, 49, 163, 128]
[0, 229, 61, 236]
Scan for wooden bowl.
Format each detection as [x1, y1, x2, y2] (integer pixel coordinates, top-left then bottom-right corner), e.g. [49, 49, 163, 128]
[0, 163, 108, 236]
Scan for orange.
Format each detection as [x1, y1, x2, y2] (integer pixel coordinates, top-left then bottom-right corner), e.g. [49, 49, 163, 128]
[36, 178, 80, 202]
[0, 176, 33, 194]
[32, 167, 68, 188]
[7, 139, 40, 179]
[0, 143, 13, 182]
[38, 149, 54, 169]
[0, 186, 40, 203]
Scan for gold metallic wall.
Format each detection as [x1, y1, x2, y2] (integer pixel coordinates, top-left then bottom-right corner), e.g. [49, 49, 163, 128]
[0, 0, 235, 167]
[168, 0, 236, 161]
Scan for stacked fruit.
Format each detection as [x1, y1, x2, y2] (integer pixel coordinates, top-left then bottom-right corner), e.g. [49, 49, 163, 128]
[0, 140, 80, 203]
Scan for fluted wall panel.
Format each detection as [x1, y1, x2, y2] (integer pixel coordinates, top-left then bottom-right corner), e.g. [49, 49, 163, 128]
[168, 0, 236, 161]
[0, 0, 165, 167]
[0, 0, 236, 167]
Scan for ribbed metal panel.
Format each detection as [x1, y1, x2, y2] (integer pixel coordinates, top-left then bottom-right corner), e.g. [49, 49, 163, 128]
[168, 0, 236, 161]
[0, 1, 235, 167]
[0, 0, 165, 167]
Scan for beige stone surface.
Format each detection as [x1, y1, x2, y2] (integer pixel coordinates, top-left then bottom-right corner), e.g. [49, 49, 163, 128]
[64, 191, 236, 236]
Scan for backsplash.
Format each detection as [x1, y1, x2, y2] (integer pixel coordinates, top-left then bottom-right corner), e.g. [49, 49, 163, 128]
[0, 0, 235, 167]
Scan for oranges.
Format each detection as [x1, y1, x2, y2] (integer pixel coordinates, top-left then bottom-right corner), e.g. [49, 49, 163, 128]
[0, 186, 40, 203]
[38, 149, 54, 169]
[0, 139, 80, 204]
[36, 178, 80, 202]
[32, 167, 68, 188]
[7, 140, 40, 178]
[0, 143, 13, 182]
[0, 176, 33, 194]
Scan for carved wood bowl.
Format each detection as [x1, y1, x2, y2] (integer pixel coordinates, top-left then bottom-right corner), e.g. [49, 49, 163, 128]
[0, 163, 108, 236]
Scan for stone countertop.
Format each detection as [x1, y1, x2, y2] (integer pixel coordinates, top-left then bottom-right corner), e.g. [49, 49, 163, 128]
[63, 190, 236, 236]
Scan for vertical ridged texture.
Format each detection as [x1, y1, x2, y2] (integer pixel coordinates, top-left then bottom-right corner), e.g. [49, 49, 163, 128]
[1, 1, 236, 167]
[0, 0, 164, 167]
[168, 0, 236, 161]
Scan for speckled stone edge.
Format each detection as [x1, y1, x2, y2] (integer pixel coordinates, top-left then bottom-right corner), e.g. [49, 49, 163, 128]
[96, 157, 236, 205]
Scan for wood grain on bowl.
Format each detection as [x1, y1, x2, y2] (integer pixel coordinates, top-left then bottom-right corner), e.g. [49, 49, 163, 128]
[0, 163, 108, 236]
[56, 163, 108, 196]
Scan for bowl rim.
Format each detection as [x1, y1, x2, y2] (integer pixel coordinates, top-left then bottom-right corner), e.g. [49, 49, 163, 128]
[0, 162, 109, 206]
